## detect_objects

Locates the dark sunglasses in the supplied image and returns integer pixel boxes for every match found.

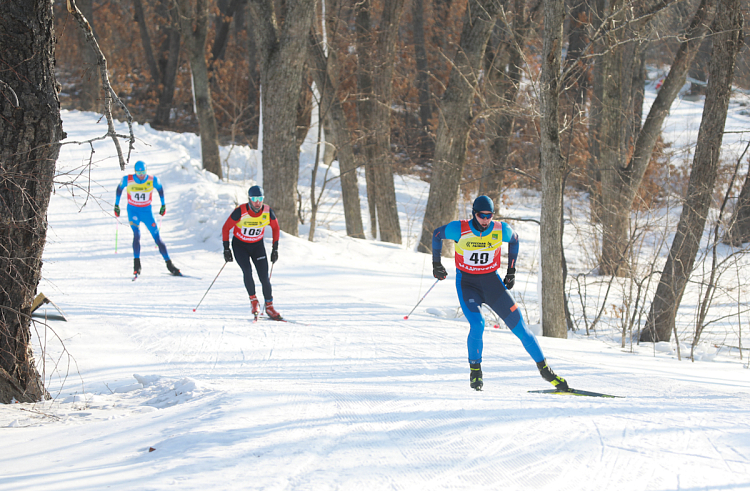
[476,212,493,219]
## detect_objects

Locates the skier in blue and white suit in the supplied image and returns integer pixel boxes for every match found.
[114,160,180,276]
[431,195,568,391]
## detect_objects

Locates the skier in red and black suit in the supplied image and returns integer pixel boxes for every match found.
[222,185,282,320]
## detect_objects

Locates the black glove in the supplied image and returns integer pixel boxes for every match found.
[159,205,166,216]
[271,241,278,263]
[503,267,516,290]
[433,261,447,280]
[114,205,120,217]
[223,241,233,262]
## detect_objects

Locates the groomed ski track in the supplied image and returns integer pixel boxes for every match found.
[1,111,749,490]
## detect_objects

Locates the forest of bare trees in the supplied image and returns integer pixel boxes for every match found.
[2,0,750,401]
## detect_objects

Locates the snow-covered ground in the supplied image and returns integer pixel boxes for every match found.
[1,87,750,490]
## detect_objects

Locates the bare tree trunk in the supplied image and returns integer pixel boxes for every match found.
[245,11,260,148]
[296,69,313,151]
[539,0,567,338]
[598,0,716,275]
[412,0,433,159]
[418,0,501,255]
[724,168,750,245]
[643,0,743,343]
[211,0,247,64]
[308,27,365,239]
[483,0,530,205]
[0,0,62,403]
[177,0,223,179]
[153,0,182,129]
[74,0,100,111]
[250,0,316,235]
[133,0,161,84]
[354,0,404,244]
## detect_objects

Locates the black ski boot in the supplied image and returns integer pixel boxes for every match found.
[537,360,569,391]
[470,363,483,391]
[134,258,142,275]
[166,259,181,276]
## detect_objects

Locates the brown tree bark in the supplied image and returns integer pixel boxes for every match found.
[417,0,501,255]
[250,0,316,235]
[177,0,223,179]
[642,0,743,342]
[355,0,405,244]
[724,168,750,245]
[153,0,182,129]
[74,0,100,111]
[539,0,567,338]
[0,0,62,403]
[482,0,532,205]
[245,9,261,148]
[133,0,161,85]
[308,25,365,239]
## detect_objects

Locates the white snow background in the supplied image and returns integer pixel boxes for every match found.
[1,82,750,490]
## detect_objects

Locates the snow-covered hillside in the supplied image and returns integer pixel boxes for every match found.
[1,91,749,490]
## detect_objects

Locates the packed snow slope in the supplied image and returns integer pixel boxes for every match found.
[1,101,750,490]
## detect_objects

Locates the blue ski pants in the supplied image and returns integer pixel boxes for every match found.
[127,205,169,260]
[456,271,544,364]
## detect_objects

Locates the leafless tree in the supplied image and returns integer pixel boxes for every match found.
[417,0,502,255]
[354,0,404,244]
[249,0,316,235]
[176,0,223,179]
[643,0,744,342]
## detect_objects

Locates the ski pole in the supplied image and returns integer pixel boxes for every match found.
[193,263,227,312]
[115,220,119,254]
[404,279,440,320]
[262,263,275,315]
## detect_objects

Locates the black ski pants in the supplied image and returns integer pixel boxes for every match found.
[232,237,272,301]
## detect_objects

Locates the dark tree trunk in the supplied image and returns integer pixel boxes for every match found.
[412,0,432,158]
[586,0,606,225]
[153,0,182,129]
[724,168,750,245]
[74,0,100,111]
[133,0,161,84]
[296,69,313,151]
[177,0,223,179]
[539,0,567,338]
[0,0,62,403]
[418,0,501,254]
[245,11,260,148]
[354,0,405,244]
[643,0,743,343]
[483,0,530,205]
[308,27,365,239]
[211,0,247,64]
[563,0,589,109]
[250,0,316,235]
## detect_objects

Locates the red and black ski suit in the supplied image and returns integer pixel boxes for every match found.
[222,203,280,301]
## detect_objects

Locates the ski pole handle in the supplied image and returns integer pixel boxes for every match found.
[193,263,227,312]
[404,279,440,319]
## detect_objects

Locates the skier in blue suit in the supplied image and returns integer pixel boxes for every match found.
[431,195,568,391]
[114,160,180,276]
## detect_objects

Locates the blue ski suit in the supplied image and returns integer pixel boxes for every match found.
[115,174,170,260]
[432,219,544,364]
